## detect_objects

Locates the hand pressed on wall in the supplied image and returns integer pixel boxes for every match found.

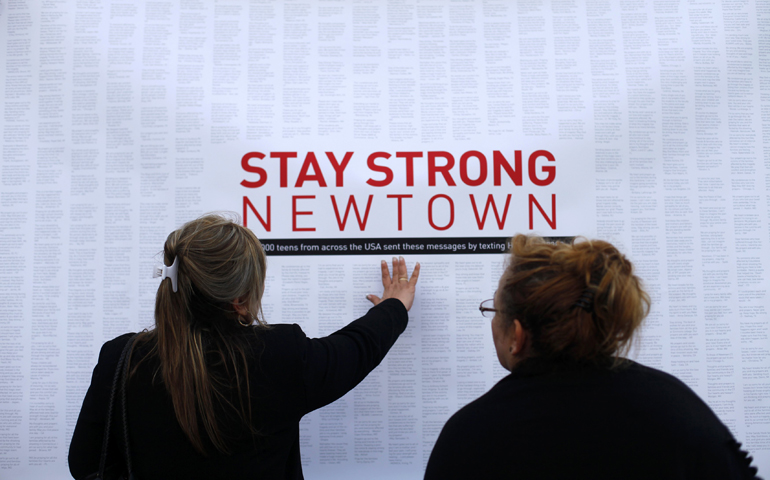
[367,256,420,311]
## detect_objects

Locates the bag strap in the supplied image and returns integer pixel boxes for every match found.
[96,333,139,480]
[120,334,139,479]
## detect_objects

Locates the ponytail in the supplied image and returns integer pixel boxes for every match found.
[141,213,267,454]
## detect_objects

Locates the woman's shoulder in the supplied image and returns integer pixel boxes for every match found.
[242,323,309,360]
[611,360,715,409]
[615,359,688,383]
[618,361,760,478]
[438,375,513,436]
[104,331,135,347]
[446,359,725,435]
[248,323,305,343]
[82,332,139,391]
[98,332,137,362]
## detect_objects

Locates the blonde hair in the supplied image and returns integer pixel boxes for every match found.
[137,213,267,454]
[498,234,650,364]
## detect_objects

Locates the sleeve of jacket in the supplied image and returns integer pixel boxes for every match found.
[68,333,133,479]
[296,298,408,413]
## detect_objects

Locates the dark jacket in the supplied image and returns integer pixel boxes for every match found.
[425,358,760,480]
[69,298,408,479]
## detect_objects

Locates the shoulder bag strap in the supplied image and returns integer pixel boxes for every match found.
[96,333,137,480]
[120,333,139,480]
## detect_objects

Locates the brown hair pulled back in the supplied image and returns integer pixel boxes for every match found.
[138,213,267,454]
[498,234,650,364]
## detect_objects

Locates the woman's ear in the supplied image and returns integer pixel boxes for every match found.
[511,319,528,356]
[232,297,249,317]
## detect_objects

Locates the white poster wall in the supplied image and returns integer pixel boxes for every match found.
[1,0,768,478]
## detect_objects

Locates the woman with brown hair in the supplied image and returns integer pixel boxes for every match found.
[68,213,419,479]
[425,234,759,479]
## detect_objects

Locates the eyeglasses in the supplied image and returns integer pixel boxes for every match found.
[479,299,497,318]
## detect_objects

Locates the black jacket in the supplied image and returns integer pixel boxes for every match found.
[425,358,760,480]
[69,298,408,479]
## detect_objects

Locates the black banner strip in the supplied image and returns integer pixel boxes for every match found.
[259,237,509,256]
[259,236,573,256]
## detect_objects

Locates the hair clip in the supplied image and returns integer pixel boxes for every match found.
[574,287,594,312]
[153,257,178,292]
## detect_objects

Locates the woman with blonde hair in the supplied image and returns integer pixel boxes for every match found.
[69,213,419,479]
[425,234,759,479]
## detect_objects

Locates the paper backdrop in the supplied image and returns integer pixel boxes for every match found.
[1,0,768,478]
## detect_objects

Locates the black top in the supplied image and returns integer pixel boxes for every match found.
[69,298,408,480]
[425,358,760,480]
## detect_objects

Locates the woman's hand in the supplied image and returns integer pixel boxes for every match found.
[367,256,420,311]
